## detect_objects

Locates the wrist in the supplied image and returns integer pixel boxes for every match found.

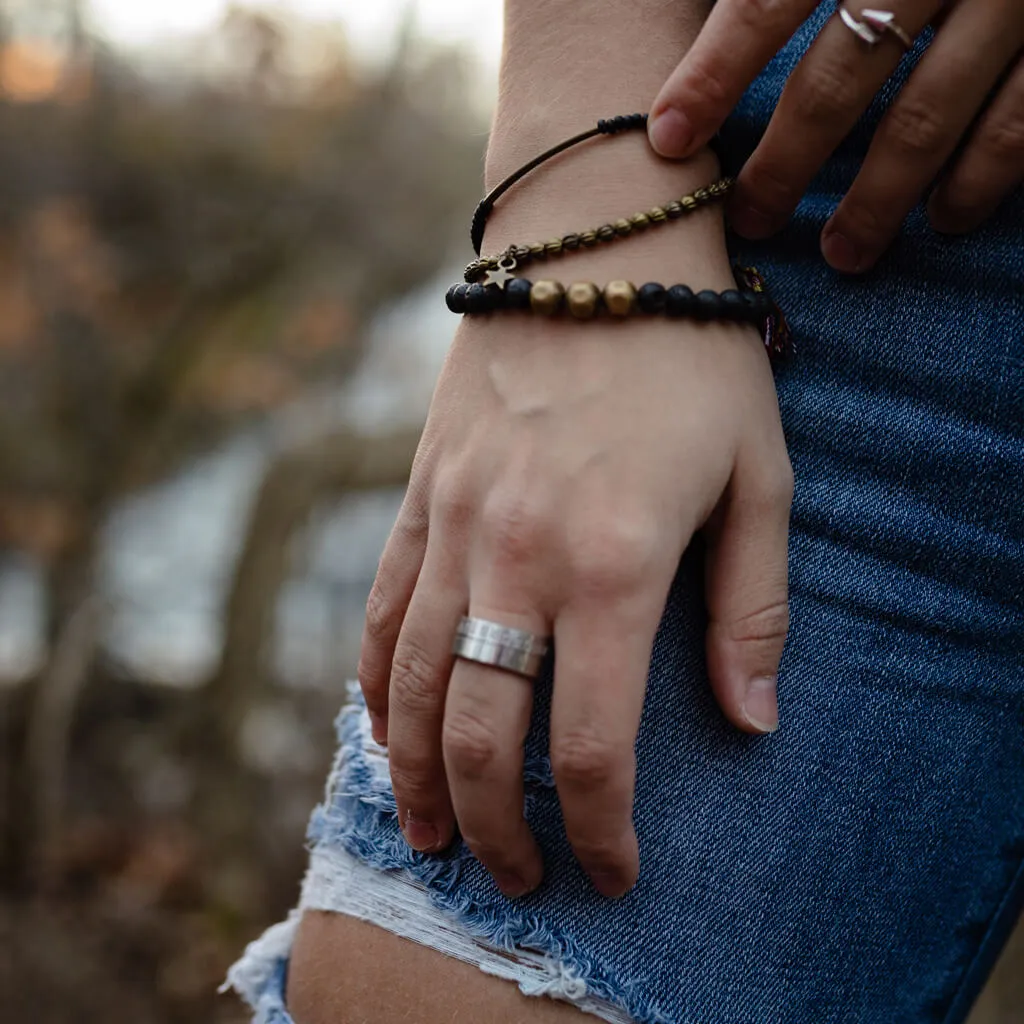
[481,0,728,289]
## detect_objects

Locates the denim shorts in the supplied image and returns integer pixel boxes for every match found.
[225,6,1024,1022]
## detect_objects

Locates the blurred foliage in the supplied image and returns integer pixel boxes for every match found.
[0,4,484,1021]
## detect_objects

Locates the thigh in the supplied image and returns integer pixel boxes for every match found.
[287,911,588,1024]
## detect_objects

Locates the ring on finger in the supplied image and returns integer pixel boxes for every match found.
[838,4,917,51]
[452,615,552,679]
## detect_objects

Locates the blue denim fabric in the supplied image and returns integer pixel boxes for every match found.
[233,4,1024,1022]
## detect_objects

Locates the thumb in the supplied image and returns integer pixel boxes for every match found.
[648,0,817,159]
[702,449,793,734]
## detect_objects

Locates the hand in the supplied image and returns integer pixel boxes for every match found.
[357,298,792,901]
[648,0,1024,272]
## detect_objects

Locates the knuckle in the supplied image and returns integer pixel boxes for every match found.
[732,0,791,31]
[480,495,552,566]
[568,515,657,598]
[390,638,443,714]
[742,161,801,214]
[443,710,502,781]
[386,754,439,805]
[793,62,861,126]
[728,598,791,645]
[882,95,950,159]
[431,470,474,531]
[363,576,401,648]
[552,729,621,792]
[979,114,1024,161]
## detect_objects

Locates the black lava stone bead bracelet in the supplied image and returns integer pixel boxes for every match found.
[444,270,793,360]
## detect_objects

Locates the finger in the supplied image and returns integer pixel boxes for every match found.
[649,0,820,158]
[823,0,1024,271]
[731,0,941,240]
[387,536,467,855]
[443,604,547,900]
[549,518,674,899]
[358,492,429,745]
[929,52,1024,234]
[703,436,793,735]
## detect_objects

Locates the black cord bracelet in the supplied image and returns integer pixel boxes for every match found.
[444,266,793,362]
[470,113,651,255]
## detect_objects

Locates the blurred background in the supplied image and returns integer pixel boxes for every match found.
[0,2,1017,1021]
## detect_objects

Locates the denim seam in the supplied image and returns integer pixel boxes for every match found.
[937,841,1024,1024]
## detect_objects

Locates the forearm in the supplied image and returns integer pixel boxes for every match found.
[483,0,730,287]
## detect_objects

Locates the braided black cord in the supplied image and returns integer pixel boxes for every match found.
[470,114,649,255]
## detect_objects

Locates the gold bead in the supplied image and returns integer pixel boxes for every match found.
[648,206,668,223]
[580,229,598,247]
[530,280,565,315]
[529,242,547,257]
[693,187,710,202]
[664,201,684,219]
[596,224,616,241]
[544,238,564,255]
[613,218,633,237]
[603,280,637,317]
[566,281,601,319]
[629,212,650,230]
[680,195,698,212]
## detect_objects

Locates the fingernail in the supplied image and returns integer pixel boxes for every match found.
[821,230,864,274]
[494,871,532,900]
[402,815,440,852]
[590,869,631,900]
[368,712,388,746]
[648,107,693,157]
[742,676,779,734]
[730,201,780,239]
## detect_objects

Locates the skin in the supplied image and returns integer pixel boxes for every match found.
[289,1,791,1019]
[648,0,1024,273]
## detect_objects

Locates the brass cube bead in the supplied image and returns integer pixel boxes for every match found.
[530,280,565,315]
[648,206,668,223]
[544,238,564,255]
[529,242,547,257]
[566,281,601,319]
[603,280,637,317]
[580,229,598,247]
[629,212,651,230]
[680,195,699,211]
[614,218,633,237]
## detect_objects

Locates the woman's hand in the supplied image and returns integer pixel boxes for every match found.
[648,0,1024,272]
[357,301,792,901]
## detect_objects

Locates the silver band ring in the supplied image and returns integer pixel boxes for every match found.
[839,5,915,52]
[452,615,551,679]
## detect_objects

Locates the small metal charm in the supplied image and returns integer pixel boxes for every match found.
[483,254,518,289]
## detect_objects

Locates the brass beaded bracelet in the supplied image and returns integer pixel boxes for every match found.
[464,177,735,285]
[445,266,793,362]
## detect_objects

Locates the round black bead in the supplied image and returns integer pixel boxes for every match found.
[693,289,723,320]
[446,283,468,314]
[464,283,491,314]
[718,289,747,321]
[738,291,763,322]
[665,284,695,318]
[637,282,667,314]
[504,277,533,310]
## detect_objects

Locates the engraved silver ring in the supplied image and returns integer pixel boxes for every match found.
[452,615,552,679]
[838,4,916,52]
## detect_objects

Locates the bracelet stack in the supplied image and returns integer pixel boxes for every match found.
[447,113,793,362]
